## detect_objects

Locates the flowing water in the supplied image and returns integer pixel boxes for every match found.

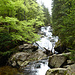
[23,26,58,75]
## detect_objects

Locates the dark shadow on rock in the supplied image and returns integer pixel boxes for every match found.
[54,45,69,54]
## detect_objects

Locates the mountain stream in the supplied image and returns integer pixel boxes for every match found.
[23,26,58,75]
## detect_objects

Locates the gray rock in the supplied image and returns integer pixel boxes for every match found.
[46,68,67,75]
[12,61,16,67]
[35,63,41,68]
[48,52,71,68]
[67,64,75,75]
[50,39,55,42]
[17,61,29,67]
[38,31,46,36]
[67,60,74,64]
[8,49,47,67]
[27,49,47,61]
[43,47,53,56]
[9,52,30,67]
[19,44,38,52]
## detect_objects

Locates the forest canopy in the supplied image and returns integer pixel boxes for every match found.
[52,0,75,49]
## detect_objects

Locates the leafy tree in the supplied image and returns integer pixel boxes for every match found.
[0,0,45,56]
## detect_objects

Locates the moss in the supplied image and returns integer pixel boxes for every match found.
[47,68,68,75]
[69,50,75,62]
[0,66,23,75]
[28,57,38,61]
[64,71,68,75]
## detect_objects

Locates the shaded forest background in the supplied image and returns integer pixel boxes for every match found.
[52,0,75,61]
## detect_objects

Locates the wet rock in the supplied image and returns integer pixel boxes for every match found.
[48,29,52,32]
[27,49,47,61]
[18,44,38,52]
[46,68,67,75]
[54,45,67,54]
[17,61,29,67]
[48,52,71,68]
[12,61,16,67]
[35,63,41,68]
[38,31,46,36]
[50,39,55,42]
[8,52,30,67]
[8,49,47,67]
[43,47,53,56]
[54,41,68,53]
[46,64,75,75]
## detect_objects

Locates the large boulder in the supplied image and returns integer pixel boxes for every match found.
[46,64,75,75]
[48,52,71,68]
[27,49,47,61]
[46,68,67,75]
[8,49,47,67]
[8,52,30,67]
[54,45,67,54]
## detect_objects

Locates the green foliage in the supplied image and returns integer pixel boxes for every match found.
[0,0,45,56]
[0,51,12,56]
[52,0,75,49]
[69,50,75,62]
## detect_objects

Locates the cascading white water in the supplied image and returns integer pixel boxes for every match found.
[36,37,52,51]
[36,26,58,53]
[36,59,50,75]
[23,26,58,75]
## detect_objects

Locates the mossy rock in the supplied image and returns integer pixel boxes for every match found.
[46,68,68,75]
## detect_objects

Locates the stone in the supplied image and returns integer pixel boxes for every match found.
[48,52,71,68]
[17,61,29,67]
[27,49,47,61]
[50,39,55,42]
[67,64,75,75]
[38,31,46,36]
[35,63,41,68]
[8,49,47,67]
[43,47,53,56]
[46,68,67,75]
[54,41,68,53]
[67,60,74,64]
[8,52,30,67]
[12,61,16,67]
[54,45,67,54]
[18,44,38,52]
